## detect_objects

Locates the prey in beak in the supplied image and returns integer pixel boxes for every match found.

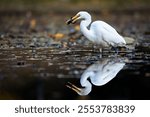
[66,14,80,25]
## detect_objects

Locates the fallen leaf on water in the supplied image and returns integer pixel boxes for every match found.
[48,33,65,39]
[30,19,36,29]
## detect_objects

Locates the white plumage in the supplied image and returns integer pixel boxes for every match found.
[67,11,126,48]
[66,58,125,96]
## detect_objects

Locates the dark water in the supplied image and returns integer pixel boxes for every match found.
[0,46,149,100]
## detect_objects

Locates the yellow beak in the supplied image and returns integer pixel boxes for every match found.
[66,82,81,93]
[66,14,80,25]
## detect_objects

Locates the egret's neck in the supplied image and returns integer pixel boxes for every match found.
[79,80,92,96]
[80,71,94,87]
[81,18,91,28]
[80,18,95,42]
[78,71,94,95]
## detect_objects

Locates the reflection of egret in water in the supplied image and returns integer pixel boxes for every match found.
[67,57,126,96]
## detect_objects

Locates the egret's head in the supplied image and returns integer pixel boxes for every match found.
[66,11,91,25]
[66,82,92,96]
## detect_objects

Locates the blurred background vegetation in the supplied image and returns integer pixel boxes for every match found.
[0,0,149,12]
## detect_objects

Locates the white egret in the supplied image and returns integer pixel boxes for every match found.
[66,11,126,50]
[66,58,126,96]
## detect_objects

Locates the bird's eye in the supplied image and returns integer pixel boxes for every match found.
[107,69,110,72]
[93,70,98,74]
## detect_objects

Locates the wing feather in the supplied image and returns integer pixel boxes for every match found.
[91,21,126,46]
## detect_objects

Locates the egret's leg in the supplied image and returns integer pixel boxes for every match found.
[99,48,102,53]
[99,48,103,58]
[93,45,96,52]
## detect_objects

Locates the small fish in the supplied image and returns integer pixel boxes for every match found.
[66,17,73,25]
